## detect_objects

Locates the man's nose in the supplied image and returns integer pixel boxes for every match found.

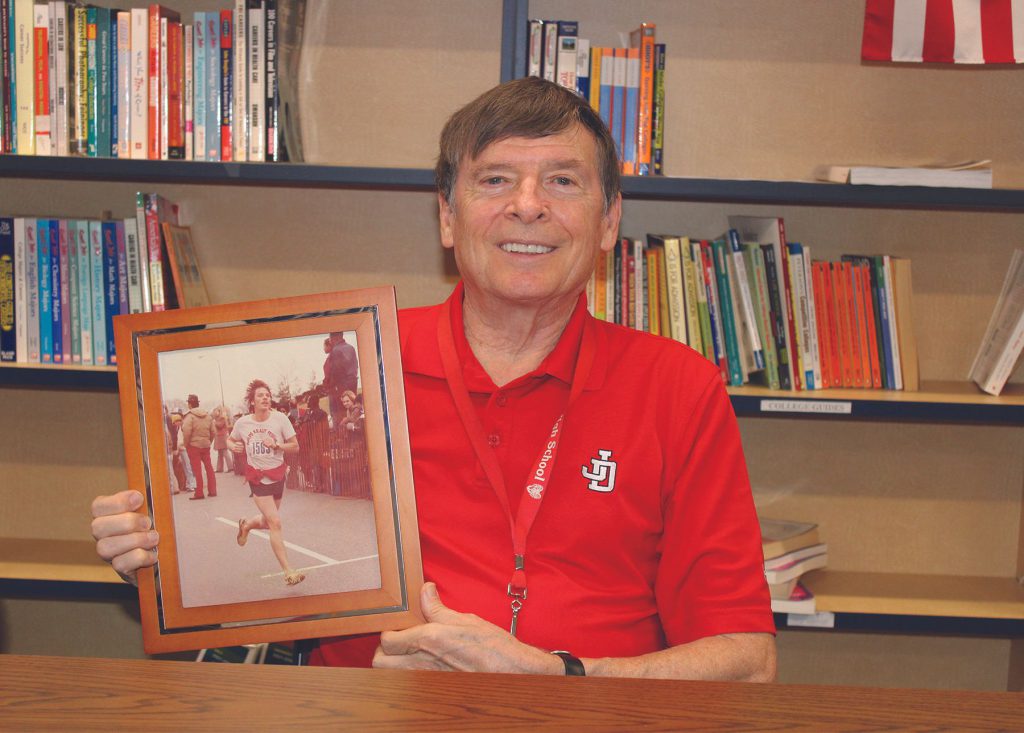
[505,179,547,222]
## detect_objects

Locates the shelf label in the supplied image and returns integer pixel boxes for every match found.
[760,399,852,415]
[786,611,836,628]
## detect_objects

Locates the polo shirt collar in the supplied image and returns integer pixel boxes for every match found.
[402,282,607,392]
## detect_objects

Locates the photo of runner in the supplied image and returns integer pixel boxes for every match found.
[231,378,305,586]
[156,332,383,609]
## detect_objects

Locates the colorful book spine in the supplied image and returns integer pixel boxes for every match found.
[263,0,277,160]
[12,217,28,362]
[610,47,624,161]
[747,245,780,391]
[32,2,49,155]
[85,6,96,155]
[116,10,130,158]
[76,220,93,365]
[760,244,792,390]
[219,9,232,160]
[712,238,743,385]
[107,8,118,157]
[630,23,655,176]
[621,47,639,176]
[134,192,152,312]
[97,7,112,157]
[115,219,128,320]
[728,229,765,370]
[192,13,206,160]
[123,216,143,313]
[698,239,728,383]
[232,0,246,160]
[183,23,192,159]
[0,216,14,361]
[88,219,105,365]
[166,19,183,158]
[67,220,80,362]
[24,218,40,362]
[58,218,70,362]
[48,218,61,363]
[527,18,542,77]
[101,220,118,365]
[36,218,50,362]
[541,18,557,82]
[651,43,665,175]
[205,12,219,160]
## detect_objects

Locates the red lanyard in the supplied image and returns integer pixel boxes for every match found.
[438,295,595,636]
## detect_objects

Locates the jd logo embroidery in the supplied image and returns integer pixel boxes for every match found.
[581,450,617,493]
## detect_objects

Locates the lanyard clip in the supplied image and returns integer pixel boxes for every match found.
[507,582,527,637]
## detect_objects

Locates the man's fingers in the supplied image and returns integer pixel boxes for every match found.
[90,490,144,520]
[109,545,158,580]
[90,507,151,542]
[95,529,159,564]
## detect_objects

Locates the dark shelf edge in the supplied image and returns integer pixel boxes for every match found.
[0,366,119,390]
[774,612,1024,638]
[729,393,1024,425]
[4,156,1024,211]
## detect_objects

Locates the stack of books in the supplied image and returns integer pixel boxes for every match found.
[760,518,827,615]
[969,249,1024,396]
[526,19,665,176]
[0,192,209,366]
[0,1,291,162]
[586,214,920,392]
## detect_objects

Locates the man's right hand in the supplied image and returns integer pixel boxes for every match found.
[90,490,160,586]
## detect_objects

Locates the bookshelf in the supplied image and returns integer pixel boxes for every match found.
[1,0,1022,690]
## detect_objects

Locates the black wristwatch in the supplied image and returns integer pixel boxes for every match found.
[551,650,586,676]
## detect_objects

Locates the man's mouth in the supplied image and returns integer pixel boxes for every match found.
[499,242,554,255]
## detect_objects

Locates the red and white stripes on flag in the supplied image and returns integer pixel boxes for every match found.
[863,0,1024,63]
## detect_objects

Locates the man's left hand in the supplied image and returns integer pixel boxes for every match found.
[373,582,563,675]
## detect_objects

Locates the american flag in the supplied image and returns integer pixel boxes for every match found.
[862,0,1024,63]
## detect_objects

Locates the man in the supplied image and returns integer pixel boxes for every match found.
[92,77,775,680]
[181,394,216,500]
[322,332,358,426]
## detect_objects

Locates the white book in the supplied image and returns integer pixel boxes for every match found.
[116,10,130,158]
[555,25,577,90]
[688,240,708,355]
[763,549,827,586]
[129,8,148,159]
[729,232,764,371]
[883,255,903,390]
[802,244,822,389]
[764,543,828,571]
[51,1,69,156]
[13,218,28,362]
[246,0,265,161]
[725,252,753,380]
[123,217,143,314]
[233,0,247,161]
[788,245,814,389]
[193,14,206,161]
[159,16,168,160]
[15,0,36,153]
[23,219,40,362]
[183,23,193,161]
[527,19,542,77]
[74,221,92,364]
[541,20,557,82]
[971,250,1024,396]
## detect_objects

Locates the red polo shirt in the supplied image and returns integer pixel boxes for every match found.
[313,284,773,666]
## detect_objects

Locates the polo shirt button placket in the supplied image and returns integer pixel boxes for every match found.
[496,393,508,407]
[487,433,501,447]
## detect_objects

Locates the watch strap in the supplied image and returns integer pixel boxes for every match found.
[551,650,586,676]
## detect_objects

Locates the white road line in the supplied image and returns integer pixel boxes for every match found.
[260,555,380,579]
[215,516,342,565]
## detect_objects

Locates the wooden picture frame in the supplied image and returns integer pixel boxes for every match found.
[113,286,423,654]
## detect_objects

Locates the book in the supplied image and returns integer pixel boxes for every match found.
[166,19,183,159]
[57,218,70,362]
[728,229,764,371]
[574,37,589,100]
[554,20,576,91]
[526,19,543,78]
[51,1,69,157]
[746,244,780,390]
[629,22,654,175]
[115,10,130,158]
[650,234,684,343]
[205,12,220,160]
[771,581,815,615]
[32,2,49,156]
[711,238,742,385]
[621,47,638,175]
[814,160,992,189]
[15,0,35,154]
[183,22,192,160]
[129,7,147,159]
[246,0,264,161]
[12,217,27,362]
[37,218,51,362]
[192,12,206,160]
[162,223,210,308]
[764,547,827,586]
[219,9,232,161]
[147,4,180,160]
[0,216,13,361]
[764,542,828,572]
[66,220,79,362]
[890,257,920,392]
[232,0,247,160]
[759,517,820,560]
[94,6,111,158]
[970,249,1024,396]
[541,18,557,82]
[75,219,93,365]
[88,219,105,365]
[651,42,665,176]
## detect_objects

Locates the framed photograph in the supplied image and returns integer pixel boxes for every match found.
[113,286,423,654]
[162,223,211,309]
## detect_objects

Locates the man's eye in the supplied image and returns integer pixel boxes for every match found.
[552,176,575,186]
[484,176,506,185]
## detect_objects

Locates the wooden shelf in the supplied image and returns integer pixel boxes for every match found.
[0,538,121,584]
[3,154,1024,212]
[805,570,1024,620]
[0,363,118,390]
[728,380,1024,424]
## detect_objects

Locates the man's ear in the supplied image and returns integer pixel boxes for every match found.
[600,193,623,252]
[438,192,455,250]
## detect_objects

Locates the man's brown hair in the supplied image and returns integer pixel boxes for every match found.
[435,76,621,210]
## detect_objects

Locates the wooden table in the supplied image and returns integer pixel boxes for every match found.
[1,654,1021,731]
